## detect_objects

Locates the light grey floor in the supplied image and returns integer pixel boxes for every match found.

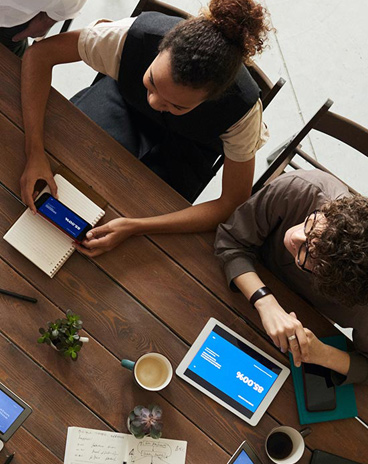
[49,0,368,204]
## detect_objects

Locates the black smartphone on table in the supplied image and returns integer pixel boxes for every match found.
[302,363,336,412]
[35,193,92,243]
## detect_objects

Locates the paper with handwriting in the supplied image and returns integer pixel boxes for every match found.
[64,427,187,464]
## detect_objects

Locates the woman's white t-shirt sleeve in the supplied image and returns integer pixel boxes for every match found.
[78,17,136,80]
[220,99,269,162]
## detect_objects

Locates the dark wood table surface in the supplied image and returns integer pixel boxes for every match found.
[0,44,367,464]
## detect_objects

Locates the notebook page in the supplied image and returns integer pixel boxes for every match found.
[4,209,74,276]
[63,427,187,464]
[64,427,129,464]
[3,175,105,277]
[126,435,187,464]
[53,175,104,226]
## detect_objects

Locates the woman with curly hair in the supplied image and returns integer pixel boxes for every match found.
[215,169,368,385]
[20,0,271,255]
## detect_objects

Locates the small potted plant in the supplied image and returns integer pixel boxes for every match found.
[37,309,89,361]
[127,404,163,439]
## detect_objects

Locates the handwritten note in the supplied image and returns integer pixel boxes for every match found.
[63,427,187,464]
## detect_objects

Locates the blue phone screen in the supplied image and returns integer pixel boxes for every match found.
[185,325,282,418]
[38,196,89,239]
[0,390,24,433]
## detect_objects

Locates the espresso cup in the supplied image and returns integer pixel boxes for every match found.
[265,426,311,464]
[121,353,173,392]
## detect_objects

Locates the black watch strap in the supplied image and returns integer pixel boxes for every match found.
[249,286,272,307]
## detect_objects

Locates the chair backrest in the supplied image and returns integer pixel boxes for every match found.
[252,99,368,194]
[132,0,190,19]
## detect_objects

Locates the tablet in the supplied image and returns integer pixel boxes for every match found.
[227,441,263,464]
[176,318,290,426]
[0,382,32,442]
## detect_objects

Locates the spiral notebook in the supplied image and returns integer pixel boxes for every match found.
[3,174,105,278]
[64,427,187,464]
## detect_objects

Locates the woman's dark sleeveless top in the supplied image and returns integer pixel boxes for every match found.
[73,12,260,202]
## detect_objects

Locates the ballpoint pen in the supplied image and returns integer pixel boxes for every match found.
[0,288,37,304]
[4,452,15,464]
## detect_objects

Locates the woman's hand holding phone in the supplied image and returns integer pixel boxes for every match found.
[20,154,58,213]
[74,218,138,257]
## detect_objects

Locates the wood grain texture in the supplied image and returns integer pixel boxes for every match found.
[0,43,366,462]
[0,258,229,464]
[0,189,280,463]
[1,427,62,464]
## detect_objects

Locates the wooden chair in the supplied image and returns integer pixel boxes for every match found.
[252,99,368,194]
[132,0,190,18]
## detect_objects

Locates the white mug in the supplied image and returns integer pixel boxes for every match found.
[265,426,311,464]
[121,353,173,391]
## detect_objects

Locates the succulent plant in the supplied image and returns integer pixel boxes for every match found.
[128,404,163,439]
[37,309,88,361]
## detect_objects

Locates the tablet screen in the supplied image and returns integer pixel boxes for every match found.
[0,390,25,433]
[233,450,256,464]
[184,324,282,419]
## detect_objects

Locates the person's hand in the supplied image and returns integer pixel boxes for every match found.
[12,12,57,42]
[74,218,137,257]
[20,155,57,213]
[255,296,308,367]
[299,328,327,365]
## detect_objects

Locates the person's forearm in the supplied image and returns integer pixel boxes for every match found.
[234,271,266,300]
[21,43,53,160]
[128,196,243,236]
[318,344,350,376]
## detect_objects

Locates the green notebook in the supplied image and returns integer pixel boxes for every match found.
[289,335,357,424]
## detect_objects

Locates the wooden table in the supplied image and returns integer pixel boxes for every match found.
[0,44,367,464]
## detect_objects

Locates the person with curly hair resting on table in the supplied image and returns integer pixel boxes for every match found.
[215,169,368,385]
[20,0,271,257]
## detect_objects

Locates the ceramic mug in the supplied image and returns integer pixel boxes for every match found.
[265,426,311,464]
[121,353,173,392]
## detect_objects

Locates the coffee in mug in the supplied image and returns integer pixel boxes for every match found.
[265,426,311,464]
[266,432,293,460]
[121,353,173,391]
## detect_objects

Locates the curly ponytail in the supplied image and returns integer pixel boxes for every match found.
[206,0,269,62]
[159,0,271,99]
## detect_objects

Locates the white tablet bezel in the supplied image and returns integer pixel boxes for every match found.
[176,318,290,426]
[227,440,263,464]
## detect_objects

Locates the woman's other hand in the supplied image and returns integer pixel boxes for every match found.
[20,155,57,213]
[74,218,137,257]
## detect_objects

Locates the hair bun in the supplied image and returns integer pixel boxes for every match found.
[207,0,270,60]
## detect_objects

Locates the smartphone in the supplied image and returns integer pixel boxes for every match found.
[35,193,92,243]
[302,363,336,412]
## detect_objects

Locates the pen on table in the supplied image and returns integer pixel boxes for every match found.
[0,288,37,304]
[4,452,15,464]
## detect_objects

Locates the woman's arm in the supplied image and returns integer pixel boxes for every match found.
[76,156,255,255]
[20,31,82,212]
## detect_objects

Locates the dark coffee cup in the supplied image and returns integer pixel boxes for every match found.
[265,426,311,464]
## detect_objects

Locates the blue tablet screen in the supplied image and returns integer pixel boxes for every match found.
[234,450,254,464]
[184,325,282,418]
[0,390,24,433]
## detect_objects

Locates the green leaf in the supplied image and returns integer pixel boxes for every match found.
[150,428,162,440]
[133,405,145,416]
